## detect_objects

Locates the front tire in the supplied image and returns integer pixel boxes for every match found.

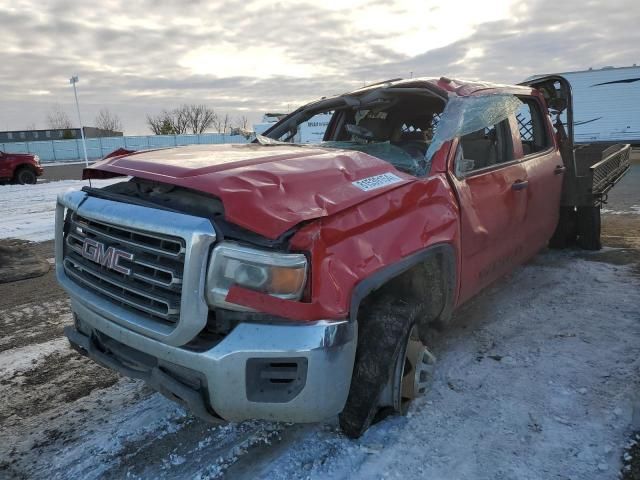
[339,295,432,438]
[15,168,37,185]
[377,325,436,416]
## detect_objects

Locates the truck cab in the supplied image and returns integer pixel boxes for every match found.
[261,77,565,301]
[57,76,628,438]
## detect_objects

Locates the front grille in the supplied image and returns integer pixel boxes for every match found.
[63,212,186,325]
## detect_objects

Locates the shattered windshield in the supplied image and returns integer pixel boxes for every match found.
[320,141,419,172]
[425,94,523,165]
[262,89,523,177]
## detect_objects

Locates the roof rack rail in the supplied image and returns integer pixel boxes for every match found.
[361,78,403,89]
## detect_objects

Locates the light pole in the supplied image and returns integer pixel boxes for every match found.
[70,75,89,168]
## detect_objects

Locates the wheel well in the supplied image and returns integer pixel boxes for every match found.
[14,164,36,175]
[350,244,456,341]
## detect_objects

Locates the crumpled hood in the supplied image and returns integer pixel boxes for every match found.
[86,143,415,239]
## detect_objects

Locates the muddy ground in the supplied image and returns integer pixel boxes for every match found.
[1,163,639,479]
[0,239,50,285]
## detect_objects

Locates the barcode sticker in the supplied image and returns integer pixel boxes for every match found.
[352,173,403,192]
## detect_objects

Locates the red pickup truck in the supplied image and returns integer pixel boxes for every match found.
[57,76,630,437]
[0,151,43,184]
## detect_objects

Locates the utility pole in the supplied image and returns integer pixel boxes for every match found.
[70,76,89,168]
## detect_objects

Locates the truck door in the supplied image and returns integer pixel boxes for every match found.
[448,119,530,304]
[519,76,577,207]
[513,95,564,253]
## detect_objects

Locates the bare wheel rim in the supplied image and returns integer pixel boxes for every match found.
[379,326,436,413]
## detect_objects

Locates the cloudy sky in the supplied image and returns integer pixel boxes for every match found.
[1,0,637,134]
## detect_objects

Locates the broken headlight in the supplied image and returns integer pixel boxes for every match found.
[205,242,307,311]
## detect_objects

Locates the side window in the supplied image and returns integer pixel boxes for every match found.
[516,97,550,155]
[456,119,513,176]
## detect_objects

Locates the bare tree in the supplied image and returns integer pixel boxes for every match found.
[147,105,219,135]
[213,113,232,134]
[212,116,221,133]
[25,122,37,131]
[95,108,123,132]
[234,115,249,132]
[147,108,189,135]
[230,115,252,138]
[46,104,73,129]
[173,106,190,135]
[184,104,216,134]
[147,112,176,135]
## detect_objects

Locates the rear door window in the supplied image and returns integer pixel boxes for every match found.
[516,97,551,155]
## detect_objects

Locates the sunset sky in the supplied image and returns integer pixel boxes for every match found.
[1,0,637,134]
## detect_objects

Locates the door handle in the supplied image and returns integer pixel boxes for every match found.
[554,165,566,175]
[512,180,529,191]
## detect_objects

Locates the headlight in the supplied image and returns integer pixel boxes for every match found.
[205,242,308,310]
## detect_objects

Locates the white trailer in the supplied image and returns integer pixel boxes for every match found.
[293,113,332,143]
[254,112,332,144]
[532,66,640,144]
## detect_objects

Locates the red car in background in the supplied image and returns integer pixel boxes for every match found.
[0,151,44,184]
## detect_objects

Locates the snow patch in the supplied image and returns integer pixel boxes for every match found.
[601,205,640,215]
[0,178,126,242]
[0,337,69,378]
[0,239,638,479]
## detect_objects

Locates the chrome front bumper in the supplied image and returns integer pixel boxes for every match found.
[65,295,357,423]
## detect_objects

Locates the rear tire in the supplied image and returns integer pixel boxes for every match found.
[15,167,37,185]
[339,294,423,438]
[577,206,602,250]
[549,206,577,249]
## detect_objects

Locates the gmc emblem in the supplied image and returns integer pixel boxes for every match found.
[81,238,134,275]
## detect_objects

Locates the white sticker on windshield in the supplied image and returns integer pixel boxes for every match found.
[352,173,403,192]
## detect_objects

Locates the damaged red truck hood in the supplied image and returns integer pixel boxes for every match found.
[86,144,416,239]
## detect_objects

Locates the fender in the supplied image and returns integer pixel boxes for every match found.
[349,242,457,325]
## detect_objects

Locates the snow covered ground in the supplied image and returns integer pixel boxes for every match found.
[1,251,639,479]
[0,179,124,242]
[1,163,639,479]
